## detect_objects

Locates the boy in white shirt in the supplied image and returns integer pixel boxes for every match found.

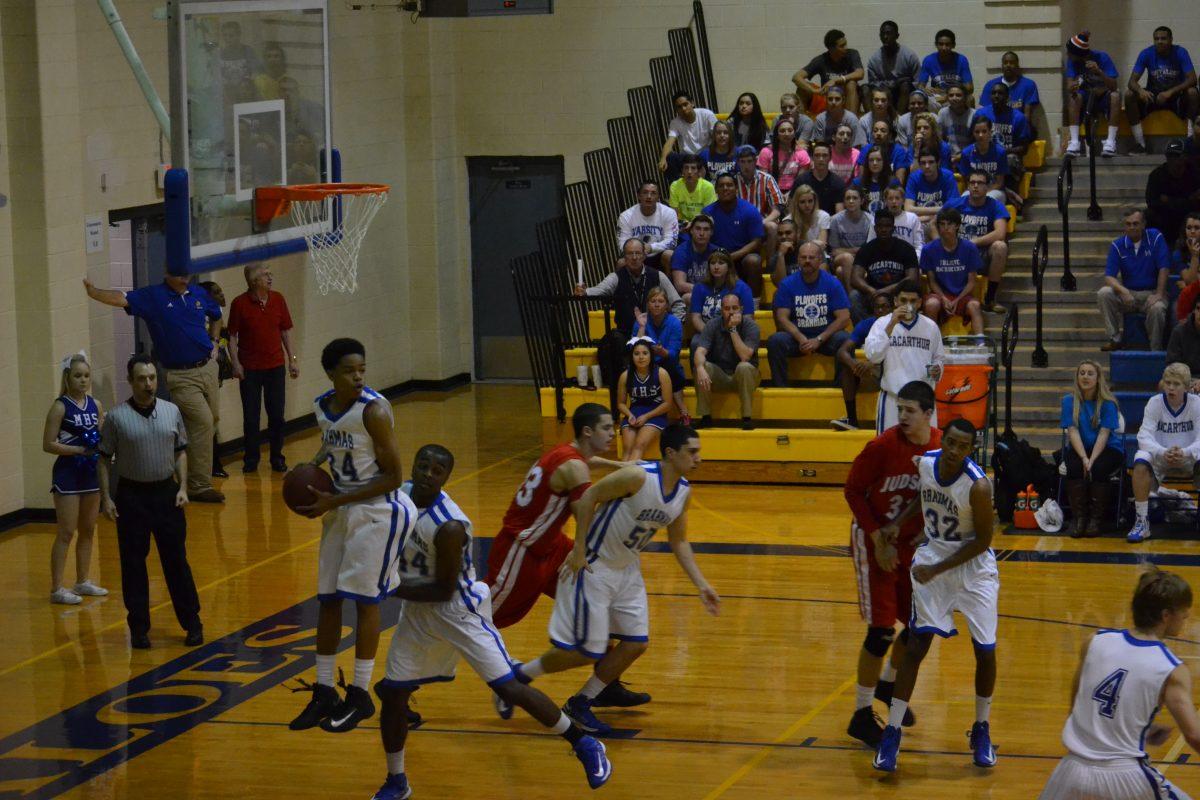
[884,185,924,258]
[864,279,945,433]
[616,182,679,270]
[1128,362,1200,542]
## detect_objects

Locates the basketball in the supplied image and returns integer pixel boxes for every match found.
[282,463,335,514]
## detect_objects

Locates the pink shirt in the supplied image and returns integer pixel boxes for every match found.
[829,147,860,184]
[757,145,813,193]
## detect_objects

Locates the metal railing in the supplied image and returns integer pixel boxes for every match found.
[1056,156,1078,291]
[692,1,716,111]
[1083,92,1103,221]
[1031,224,1049,368]
[1000,303,1020,439]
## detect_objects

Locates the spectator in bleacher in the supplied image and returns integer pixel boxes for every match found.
[252,41,287,100]
[945,169,1010,313]
[726,93,770,148]
[829,123,862,184]
[776,93,815,148]
[784,185,832,248]
[885,184,925,257]
[767,241,853,390]
[981,51,1043,135]
[700,120,738,179]
[857,119,912,186]
[858,88,899,149]
[832,292,892,430]
[793,29,865,117]
[910,112,954,171]
[852,147,896,215]
[918,29,974,106]
[1127,362,1200,543]
[669,154,717,234]
[895,89,934,149]
[1061,359,1124,538]
[864,278,945,433]
[1097,207,1170,352]
[796,141,847,216]
[1187,115,1200,168]
[830,185,876,287]
[734,145,783,292]
[920,206,985,334]
[1168,294,1200,384]
[704,173,765,298]
[1125,26,1199,154]
[636,287,687,423]
[1064,31,1121,158]
[1145,139,1200,244]
[617,338,673,463]
[1172,213,1200,324]
[575,238,685,340]
[693,293,761,431]
[670,213,717,305]
[757,117,812,195]
[848,209,920,322]
[866,21,920,114]
[976,81,1033,207]
[616,181,679,270]
[658,90,718,183]
[958,117,1008,204]
[937,85,975,160]
[772,220,801,285]
[814,86,866,148]
[906,148,959,233]
[690,250,756,341]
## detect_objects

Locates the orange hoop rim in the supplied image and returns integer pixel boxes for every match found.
[256,182,390,202]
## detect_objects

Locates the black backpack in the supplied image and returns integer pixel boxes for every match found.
[992,434,1059,522]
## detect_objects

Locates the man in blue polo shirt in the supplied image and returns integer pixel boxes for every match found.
[906,148,959,232]
[767,242,852,390]
[982,52,1042,134]
[84,273,225,502]
[920,207,985,334]
[945,170,1010,314]
[1098,207,1171,351]
[703,173,765,297]
[1064,31,1121,157]
[670,213,718,305]
[1124,26,1198,154]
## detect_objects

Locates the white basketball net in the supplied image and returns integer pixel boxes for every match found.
[288,190,388,294]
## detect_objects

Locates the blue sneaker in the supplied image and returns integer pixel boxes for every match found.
[969,721,996,767]
[492,690,513,720]
[370,773,412,800]
[573,735,612,789]
[873,724,902,772]
[562,695,613,736]
[1127,517,1151,543]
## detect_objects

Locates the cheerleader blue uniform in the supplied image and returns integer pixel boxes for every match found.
[623,368,668,431]
[51,395,100,494]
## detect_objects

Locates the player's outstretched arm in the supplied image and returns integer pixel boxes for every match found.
[1162,664,1200,753]
[560,466,648,582]
[393,521,468,604]
[915,478,993,583]
[300,402,402,517]
[667,504,720,615]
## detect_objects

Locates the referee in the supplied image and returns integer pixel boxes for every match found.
[98,354,204,650]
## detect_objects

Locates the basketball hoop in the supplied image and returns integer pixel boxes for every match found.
[254,183,389,294]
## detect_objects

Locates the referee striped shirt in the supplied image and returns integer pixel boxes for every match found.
[98,399,189,482]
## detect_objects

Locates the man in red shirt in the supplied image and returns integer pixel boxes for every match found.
[227,264,298,473]
[843,379,941,747]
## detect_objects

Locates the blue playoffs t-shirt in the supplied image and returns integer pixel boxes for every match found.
[906,168,958,207]
[919,52,973,90]
[959,141,1009,182]
[856,142,913,173]
[690,280,756,323]
[974,105,1032,151]
[773,269,849,337]
[703,199,765,251]
[699,147,737,178]
[945,195,1010,240]
[671,240,718,284]
[981,76,1042,114]
[1133,44,1195,93]
[921,238,983,296]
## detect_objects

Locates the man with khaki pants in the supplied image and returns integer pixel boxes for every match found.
[692,293,762,430]
[1098,207,1171,352]
[84,273,225,502]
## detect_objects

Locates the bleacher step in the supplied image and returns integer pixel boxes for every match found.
[539,386,878,422]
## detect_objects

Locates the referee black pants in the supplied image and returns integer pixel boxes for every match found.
[115,479,202,636]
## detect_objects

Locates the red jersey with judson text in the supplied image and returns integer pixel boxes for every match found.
[496,443,591,556]
[844,425,943,543]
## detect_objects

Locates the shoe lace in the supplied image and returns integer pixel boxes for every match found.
[286,667,347,697]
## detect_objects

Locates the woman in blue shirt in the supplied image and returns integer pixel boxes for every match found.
[637,286,688,425]
[1061,359,1124,537]
[690,250,756,341]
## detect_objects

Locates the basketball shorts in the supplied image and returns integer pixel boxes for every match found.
[850,522,914,627]
[910,550,999,648]
[548,559,649,659]
[317,490,416,604]
[486,532,574,629]
[1039,754,1192,800]
[1134,450,1200,486]
[380,581,516,689]
[1134,92,1191,120]
[874,390,938,435]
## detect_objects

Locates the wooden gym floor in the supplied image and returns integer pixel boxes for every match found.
[3,384,1200,799]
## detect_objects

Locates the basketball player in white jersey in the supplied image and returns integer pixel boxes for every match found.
[1041,568,1200,799]
[874,418,999,772]
[863,278,944,434]
[1128,362,1200,543]
[289,338,417,735]
[509,424,720,735]
[368,445,611,799]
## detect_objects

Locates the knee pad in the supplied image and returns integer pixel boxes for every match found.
[863,626,896,658]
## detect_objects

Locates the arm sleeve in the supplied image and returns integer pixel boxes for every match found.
[662,317,683,359]
[916,55,931,84]
[737,281,756,314]
[867,51,884,84]
[828,216,845,249]
[1133,49,1149,76]
[587,273,619,297]
[173,406,189,451]
[689,285,706,314]
[863,317,889,363]
[1137,399,1166,456]
[279,296,294,330]
[1180,48,1195,75]
[615,209,633,252]
[1100,400,1120,433]
[843,440,885,533]
[827,278,850,312]
[124,286,151,318]
[648,207,679,254]
[745,207,765,239]
[960,55,974,85]
[202,289,222,321]
[901,242,919,272]
[929,319,945,368]
[1154,233,1172,272]
[227,298,243,336]
[694,317,717,353]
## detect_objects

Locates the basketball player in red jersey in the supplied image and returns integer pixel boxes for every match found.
[843,380,942,748]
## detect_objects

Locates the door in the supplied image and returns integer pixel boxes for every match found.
[468,156,564,379]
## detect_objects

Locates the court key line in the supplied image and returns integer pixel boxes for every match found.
[0,445,540,681]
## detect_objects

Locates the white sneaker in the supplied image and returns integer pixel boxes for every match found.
[1101,141,1117,157]
[1065,140,1082,156]
[1127,517,1151,543]
[74,580,108,597]
[51,587,82,605]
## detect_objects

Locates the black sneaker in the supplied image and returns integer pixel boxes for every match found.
[847,706,885,747]
[320,684,376,733]
[874,680,916,727]
[288,682,340,730]
[592,680,651,708]
[1129,141,1147,155]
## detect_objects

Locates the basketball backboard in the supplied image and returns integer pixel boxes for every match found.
[167,0,333,273]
